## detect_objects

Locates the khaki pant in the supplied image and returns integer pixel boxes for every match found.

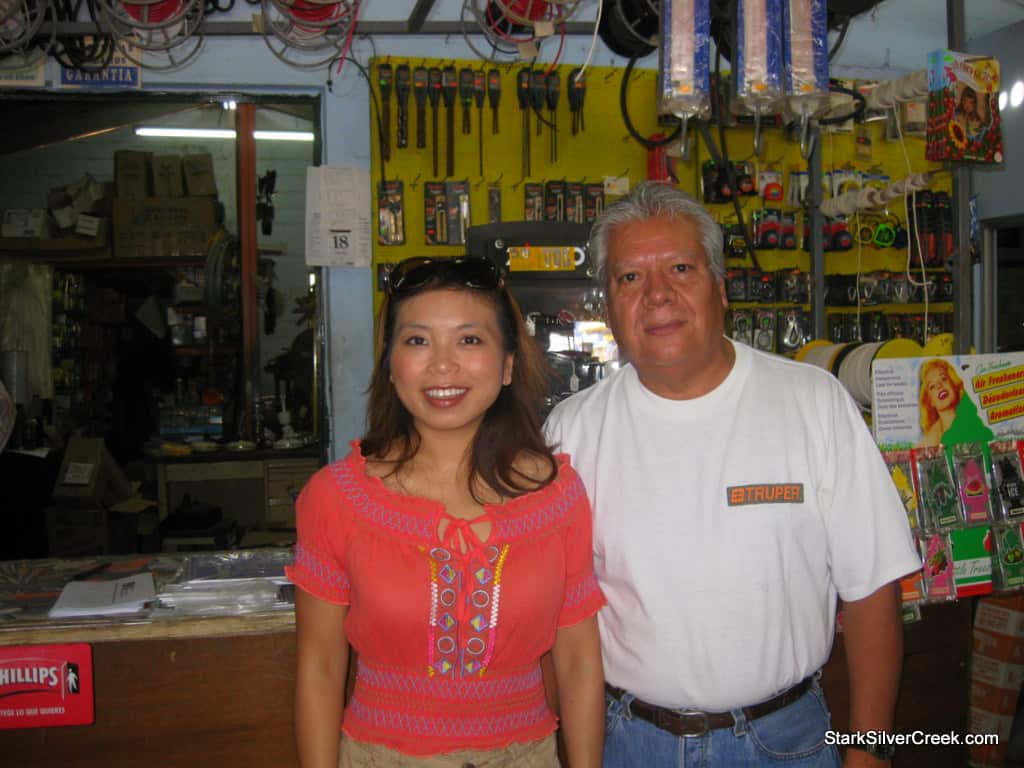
[338,733,558,768]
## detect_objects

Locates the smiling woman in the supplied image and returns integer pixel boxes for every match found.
[286,255,606,768]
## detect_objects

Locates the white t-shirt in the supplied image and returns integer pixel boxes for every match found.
[543,339,921,712]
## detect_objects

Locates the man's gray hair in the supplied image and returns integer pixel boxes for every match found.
[589,181,725,286]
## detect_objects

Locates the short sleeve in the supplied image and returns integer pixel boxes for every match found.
[557,466,606,627]
[284,464,352,605]
[821,383,922,602]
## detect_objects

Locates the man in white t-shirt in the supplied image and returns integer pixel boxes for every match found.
[544,182,920,768]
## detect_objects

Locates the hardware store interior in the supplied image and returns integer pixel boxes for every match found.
[2,0,1024,766]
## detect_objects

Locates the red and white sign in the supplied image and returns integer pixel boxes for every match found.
[0,643,93,728]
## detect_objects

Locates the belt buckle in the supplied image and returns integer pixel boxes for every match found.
[673,709,710,737]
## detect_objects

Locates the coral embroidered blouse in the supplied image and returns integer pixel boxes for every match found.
[285,441,605,756]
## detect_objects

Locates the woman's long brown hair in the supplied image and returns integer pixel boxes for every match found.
[361,278,557,501]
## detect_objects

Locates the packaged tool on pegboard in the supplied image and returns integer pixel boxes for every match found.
[565,181,585,224]
[776,309,810,355]
[758,169,784,202]
[545,180,567,222]
[935,191,954,265]
[726,268,748,302]
[701,160,734,204]
[424,181,447,245]
[779,212,797,249]
[776,268,809,304]
[728,308,754,347]
[753,209,782,250]
[524,182,544,222]
[937,271,954,301]
[734,161,757,196]
[827,313,846,343]
[724,223,749,260]
[584,183,605,223]
[747,269,776,303]
[753,309,776,353]
[377,180,406,246]
[911,190,939,266]
[488,183,502,223]
[446,180,471,245]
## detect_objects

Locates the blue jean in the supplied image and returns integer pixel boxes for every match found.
[604,681,841,768]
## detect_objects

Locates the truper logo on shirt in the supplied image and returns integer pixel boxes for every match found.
[727,483,804,506]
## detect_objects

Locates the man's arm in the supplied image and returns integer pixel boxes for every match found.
[294,588,349,768]
[551,615,604,768]
[840,580,903,767]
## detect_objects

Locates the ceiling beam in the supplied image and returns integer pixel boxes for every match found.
[37,20,597,37]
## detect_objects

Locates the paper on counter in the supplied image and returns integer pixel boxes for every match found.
[48,573,156,618]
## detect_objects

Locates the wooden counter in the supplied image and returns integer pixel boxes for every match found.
[0,554,300,768]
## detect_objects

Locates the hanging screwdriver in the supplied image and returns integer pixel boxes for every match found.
[517,69,532,178]
[473,71,486,177]
[427,67,442,176]
[413,66,428,149]
[459,68,474,135]
[568,67,586,135]
[395,64,410,149]
[442,66,458,178]
[530,69,546,138]
[545,71,560,164]
[487,69,501,134]
[378,63,393,162]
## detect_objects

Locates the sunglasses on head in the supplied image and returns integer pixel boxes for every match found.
[385,257,502,297]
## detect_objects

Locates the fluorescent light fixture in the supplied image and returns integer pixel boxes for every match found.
[1012,81,1024,109]
[253,130,314,142]
[134,127,314,142]
[999,91,1008,112]
[135,127,235,139]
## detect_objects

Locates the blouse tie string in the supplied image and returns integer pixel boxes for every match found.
[439,514,492,623]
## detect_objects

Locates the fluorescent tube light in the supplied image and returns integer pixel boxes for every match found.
[135,127,236,139]
[253,130,314,142]
[134,127,315,142]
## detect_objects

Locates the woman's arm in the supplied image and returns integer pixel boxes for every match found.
[294,588,349,768]
[551,615,604,768]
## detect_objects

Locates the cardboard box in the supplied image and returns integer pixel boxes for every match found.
[974,627,1024,664]
[74,214,104,238]
[182,153,217,197]
[113,197,219,259]
[975,595,1024,637]
[2,208,52,238]
[152,155,184,198]
[971,654,1024,690]
[926,49,1003,163]
[114,150,151,198]
[970,679,1020,715]
[52,436,133,509]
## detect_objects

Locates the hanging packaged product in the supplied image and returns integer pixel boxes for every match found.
[899,540,925,606]
[734,0,784,139]
[584,183,605,224]
[488,184,502,224]
[920,532,955,603]
[884,449,920,530]
[729,308,754,347]
[726,268,749,302]
[952,443,996,525]
[659,0,711,154]
[565,182,585,225]
[776,309,810,355]
[445,180,471,246]
[926,49,1003,164]
[544,180,567,223]
[753,308,776,353]
[377,180,406,246]
[949,526,994,598]
[424,181,447,246]
[781,0,829,139]
[991,440,1024,521]
[992,523,1024,591]
[913,445,961,531]
[524,183,544,222]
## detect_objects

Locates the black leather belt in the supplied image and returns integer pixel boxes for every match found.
[605,677,814,738]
